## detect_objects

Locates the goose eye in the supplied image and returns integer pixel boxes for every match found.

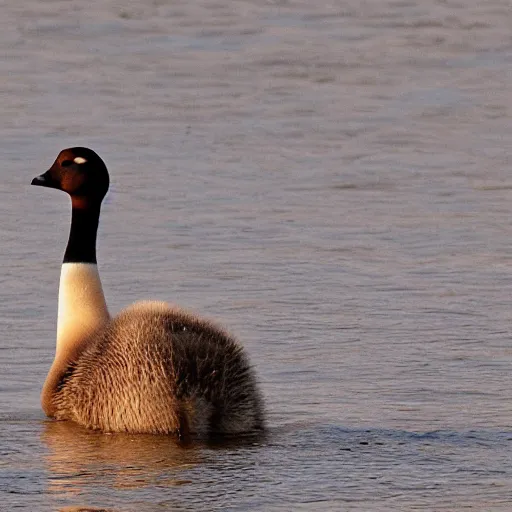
[61,160,73,167]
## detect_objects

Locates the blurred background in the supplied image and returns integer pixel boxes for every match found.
[1,1,512,510]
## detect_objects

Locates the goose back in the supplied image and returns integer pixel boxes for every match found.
[53,302,265,436]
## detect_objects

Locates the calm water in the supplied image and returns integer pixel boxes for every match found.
[2,0,512,510]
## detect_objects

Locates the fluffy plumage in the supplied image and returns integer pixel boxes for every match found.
[54,302,264,436]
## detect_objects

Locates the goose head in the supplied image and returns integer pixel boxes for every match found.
[32,147,109,207]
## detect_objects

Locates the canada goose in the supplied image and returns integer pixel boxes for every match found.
[31,147,264,437]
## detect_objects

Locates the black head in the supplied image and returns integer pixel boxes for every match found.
[32,147,110,207]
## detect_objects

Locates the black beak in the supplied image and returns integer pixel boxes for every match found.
[31,170,57,188]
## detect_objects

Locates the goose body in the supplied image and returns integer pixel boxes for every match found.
[32,147,264,437]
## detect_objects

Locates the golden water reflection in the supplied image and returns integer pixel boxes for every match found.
[42,419,201,500]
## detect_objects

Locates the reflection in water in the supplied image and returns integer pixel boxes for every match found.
[42,420,199,498]
[40,419,267,511]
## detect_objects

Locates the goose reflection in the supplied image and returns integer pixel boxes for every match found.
[41,419,200,498]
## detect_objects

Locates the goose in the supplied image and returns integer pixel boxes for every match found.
[31,147,264,437]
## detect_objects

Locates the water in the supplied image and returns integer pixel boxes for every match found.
[1,0,512,509]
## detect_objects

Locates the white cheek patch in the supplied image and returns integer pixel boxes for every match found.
[74,157,87,164]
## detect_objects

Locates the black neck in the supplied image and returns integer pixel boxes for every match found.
[63,203,101,264]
